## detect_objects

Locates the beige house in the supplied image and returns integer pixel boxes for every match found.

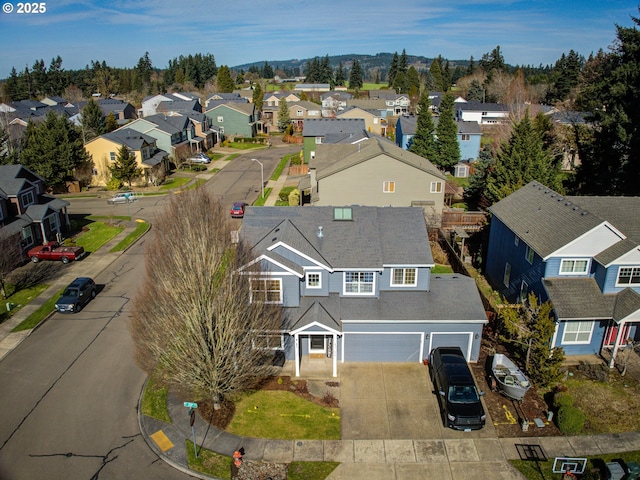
[84,128,169,186]
[300,135,446,224]
[337,106,386,136]
[287,101,322,131]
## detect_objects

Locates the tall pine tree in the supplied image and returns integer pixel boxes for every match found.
[109,144,142,187]
[409,91,438,161]
[434,91,460,170]
[348,59,363,91]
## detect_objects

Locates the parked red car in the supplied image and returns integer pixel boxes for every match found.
[230,202,247,218]
[28,242,86,264]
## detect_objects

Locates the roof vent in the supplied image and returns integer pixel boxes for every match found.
[551,194,556,198]
[317,226,323,238]
[581,211,588,216]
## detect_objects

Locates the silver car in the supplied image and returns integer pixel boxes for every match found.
[188,152,211,164]
[107,192,137,204]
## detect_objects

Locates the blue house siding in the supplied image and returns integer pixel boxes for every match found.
[458,134,481,161]
[602,264,640,295]
[554,320,609,355]
[300,270,329,297]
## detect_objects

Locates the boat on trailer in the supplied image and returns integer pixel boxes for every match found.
[492,353,531,401]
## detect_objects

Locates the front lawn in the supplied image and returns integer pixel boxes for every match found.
[75,222,124,252]
[226,390,341,440]
[159,177,190,190]
[141,377,171,423]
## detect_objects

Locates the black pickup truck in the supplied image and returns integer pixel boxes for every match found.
[429,346,486,431]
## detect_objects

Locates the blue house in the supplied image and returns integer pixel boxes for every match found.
[485,182,640,365]
[395,115,482,162]
[239,206,487,377]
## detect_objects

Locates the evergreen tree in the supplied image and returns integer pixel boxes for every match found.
[388,52,399,87]
[104,112,119,133]
[409,90,438,161]
[321,55,333,86]
[216,65,235,93]
[277,97,290,132]
[48,55,66,96]
[434,91,460,170]
[31,59,47,97]
[407,66,421,98]
[467,56,475,76]
[81,98,104,141]
[442,60,452,90]
[485,111,562,204]
[348,59,363,91]
[429,57,444,92]
[109,144,142,187]
[262,61,274,79]
[134,51,153,93]
[399,49,408,75]
[463,146,493,210]
[467,79,485,102]
[335,62,346,86]
[392,71,408,94]
[4,67,21,101]
[252,82,264,111]
[20,111,92,186]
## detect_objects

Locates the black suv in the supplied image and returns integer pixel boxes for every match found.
[429,346,486,430]
[55,277,97,313]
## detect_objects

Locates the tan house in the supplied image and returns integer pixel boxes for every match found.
[300,135,447,224]
[287,101,322,131]
[337,106,386,136]
[84,128,169,186]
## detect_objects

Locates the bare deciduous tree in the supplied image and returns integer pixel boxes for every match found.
[129,189,283,406]
[0,234,22,299]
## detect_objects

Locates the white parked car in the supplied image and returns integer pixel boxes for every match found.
[107,192,137,204]
[188,152,210,164]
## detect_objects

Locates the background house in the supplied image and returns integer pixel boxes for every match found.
[204,102,257,139]
[0,165,71,258]
[485,181,640,365]
[239,206,487,377]
[301,118,366,163]
[456,102,510,125]
[337,106,386,136]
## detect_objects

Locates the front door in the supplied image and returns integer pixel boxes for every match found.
[604,323,631,347]
[309,335,326,358]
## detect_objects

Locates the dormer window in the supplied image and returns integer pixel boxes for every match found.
[334,207,352,221]
[250,278,282,304]
[21,190,35,207]
[560,259,589,275]
[616,267,640,286]
[344,271,375,295]
[306,272,321,289]
[391,268,417,287]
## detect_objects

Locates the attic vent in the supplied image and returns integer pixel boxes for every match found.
[317,226,324,238]
[275,227,280,232]
[581,211,588,216]
[557,197,564,201]
[565,202,571,206]
[551,194,556,198]
[573,206,579,211]
[333,207,352,221]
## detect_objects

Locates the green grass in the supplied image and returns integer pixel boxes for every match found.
[226,390,341,440]
[270,155,292,181]
[288,462,340,480]
[75,222,124,253]
[87,215,130,221]
[225,154,239,161]
[141,377,172,423]
[432,265,454,274]
[253,188,273,206]
[186,440,232,479]
[12,287,64,332]
[159,177,190,190]
[228,142,265,150]
[210,153,224,161]
[511,450,640,479]
[110,220,150,252]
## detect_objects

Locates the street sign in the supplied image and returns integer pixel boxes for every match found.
[183,402,198,408]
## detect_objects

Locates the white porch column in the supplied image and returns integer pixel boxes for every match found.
[294,334,300,377]
[609,321,626,369]
[332,333,337,378]
[40,222,48,243]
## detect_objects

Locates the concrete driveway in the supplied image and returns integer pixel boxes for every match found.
[339,363,497,440]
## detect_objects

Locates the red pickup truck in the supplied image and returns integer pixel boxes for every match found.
[27,242,86,264]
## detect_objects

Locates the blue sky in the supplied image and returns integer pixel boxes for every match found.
[0,0,637,79]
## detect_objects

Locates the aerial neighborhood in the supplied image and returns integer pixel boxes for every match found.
[2,15,640,478]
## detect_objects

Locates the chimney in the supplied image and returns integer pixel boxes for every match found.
[317,226,323,238]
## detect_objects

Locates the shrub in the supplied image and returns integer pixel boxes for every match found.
[106,178,123,191]
[553,391,574,409]
[288,188,301,206]
[557,405,585,434]
[278,186,295,202]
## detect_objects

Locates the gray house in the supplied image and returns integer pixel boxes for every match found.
[239,206,487,377]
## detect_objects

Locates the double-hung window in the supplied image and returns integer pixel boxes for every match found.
[383,181,395,193]
[252,333,284,350]
[306,272,321,289]
[391,268,417,287]
[21,190,35,207]
[430,181,443,193]
[562,321,593,344]
[560,259,589,275]
[250,278,282,304]
[344,271,375,295]
[525,245,534,264]
[617,267,640,286]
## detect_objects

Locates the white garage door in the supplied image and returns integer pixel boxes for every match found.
[344,333,422,362]
[429,332,472,361]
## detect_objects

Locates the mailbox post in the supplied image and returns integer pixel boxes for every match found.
[184,402,198,458]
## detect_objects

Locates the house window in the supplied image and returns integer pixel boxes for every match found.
[296,109,303,116]
[560,259,589,275]
[383,181,395,193]
[21,227,34,247]
[525,245,534,264]
[503,263,511,287]
[333,207,352,220]
[306,272,321,289]
[217,116,224,123]
[562,321,593,344]
[460,134,470,141]
[617,267,640,286]
[430,181,443,193]
[252,333,284,350]
[514,236,519,246]
[520,280,528,302]
[344,271,375,295]
[250,278,282,304]
[21,190,35,207]
[391,268,417,287]
[109,151,116,161]
[315,136,322,144]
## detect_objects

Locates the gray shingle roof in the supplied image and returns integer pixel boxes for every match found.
[103,128,156,150]
[302,118,365,137]
[241,206,433,268]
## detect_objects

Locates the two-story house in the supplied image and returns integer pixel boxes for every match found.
[239,206,487,377]
[123,113,197,161]
[302,118,367,163]
[456,102,510,125]
[485,181,640,366]
[337,106,386,136]
[368,91,411,116]
[0,165,71,258]
[321,92,353,117]
[204,102,257,139]
[287,101,322,132]
[301,136,446,223]
[84,128,170,186]
[139,92,200,118]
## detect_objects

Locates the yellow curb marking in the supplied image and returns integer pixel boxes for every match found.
[150,430,174,452]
